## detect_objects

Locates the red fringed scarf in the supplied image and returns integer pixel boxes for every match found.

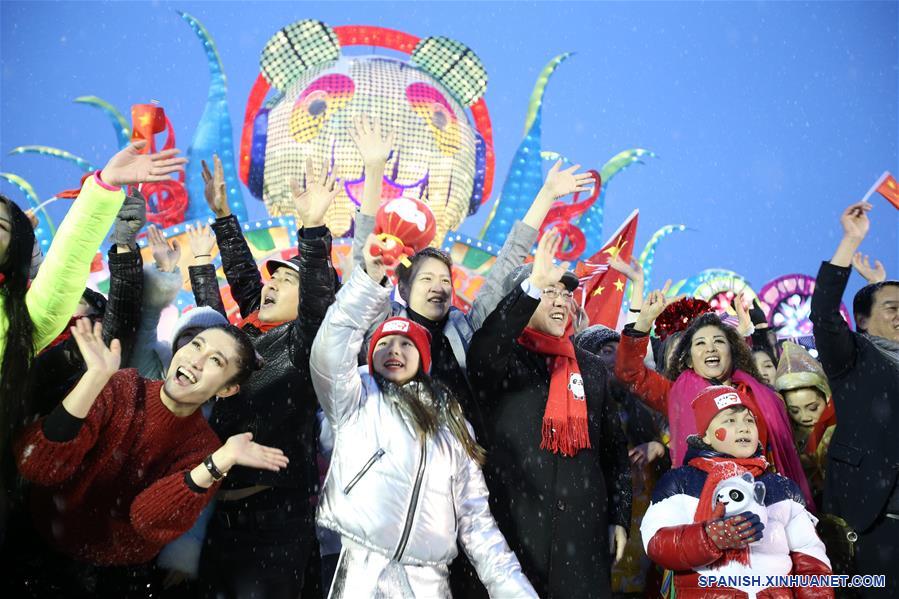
[689,455,769,568]
[240,310,289,333]
[517,326,590,457]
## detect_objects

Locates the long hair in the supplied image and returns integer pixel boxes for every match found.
[374,370,486,465]
[665,312,762,382]
[0,195,37,453]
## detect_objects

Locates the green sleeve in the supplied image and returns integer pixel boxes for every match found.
[25,175,125,352]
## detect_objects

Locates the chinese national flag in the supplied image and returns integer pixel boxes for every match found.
[575,209,639,327]
[131,103,167,154]
[875,172,899,209]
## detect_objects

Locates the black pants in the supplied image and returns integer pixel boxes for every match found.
[199,488,317,599]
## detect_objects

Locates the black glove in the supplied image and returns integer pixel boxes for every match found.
[748,299,767,327]
[113,189,147,248]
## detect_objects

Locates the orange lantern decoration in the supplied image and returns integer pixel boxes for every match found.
[369,196,437,268]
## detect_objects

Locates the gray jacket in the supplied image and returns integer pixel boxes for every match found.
[310,267,537,598]
[352,211,539,371]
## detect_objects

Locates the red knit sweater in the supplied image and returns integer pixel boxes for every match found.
[14,369,221,565]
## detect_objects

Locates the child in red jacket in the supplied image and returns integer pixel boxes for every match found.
[641,386,833,598]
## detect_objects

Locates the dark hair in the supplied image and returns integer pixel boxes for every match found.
[665,313,762,382]
[0,195,37,453]
[751,345,777,367]
[374,369,486,465]
[853,281,899,331]
[656,331,683,377]
[204,324,264,387]
[395,247,453,303]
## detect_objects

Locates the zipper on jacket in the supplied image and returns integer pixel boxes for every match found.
[343,448,385,495]
[450,475,457,531]
[393,439,427,560]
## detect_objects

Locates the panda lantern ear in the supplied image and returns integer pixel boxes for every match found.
[260,20,341,93]
[411,36,488,106]
[741,472,754,482]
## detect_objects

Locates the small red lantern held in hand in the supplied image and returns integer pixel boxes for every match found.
[369,196,437,268]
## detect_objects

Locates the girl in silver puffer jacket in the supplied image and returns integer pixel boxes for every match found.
[310,235,538,599]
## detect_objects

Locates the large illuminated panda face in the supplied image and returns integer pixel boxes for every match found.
[252,21,488,247]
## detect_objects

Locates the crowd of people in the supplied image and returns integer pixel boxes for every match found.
[0,118,896,599]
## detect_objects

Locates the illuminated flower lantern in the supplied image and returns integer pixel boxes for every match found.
[370,196,437,267]
[240,20,495,247]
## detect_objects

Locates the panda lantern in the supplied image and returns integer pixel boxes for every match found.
[368,196,437,268]
[713,472,769,531]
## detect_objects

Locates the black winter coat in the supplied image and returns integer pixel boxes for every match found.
[188,216,335,498]
[467,285,632,599]
[30,245,143,417]
[810,261,899,533]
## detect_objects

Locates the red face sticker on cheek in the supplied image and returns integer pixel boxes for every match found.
[714,428,728,441]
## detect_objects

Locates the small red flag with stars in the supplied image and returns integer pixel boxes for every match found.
[862,171,899,210]
[575,209,639,327]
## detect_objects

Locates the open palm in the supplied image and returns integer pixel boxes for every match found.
[542,160,595,199]
[225,433,289,472]
[290,157,340,227]
[101,140,187,187]
[349,114,396,165]
[71,318,121,377]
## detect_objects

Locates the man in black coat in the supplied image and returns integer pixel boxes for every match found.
[468,230,631,599]
[187,157,338,599]
[810,200,899,597]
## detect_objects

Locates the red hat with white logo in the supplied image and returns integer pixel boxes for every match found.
[691,385,764,440]
[368,317,433,375]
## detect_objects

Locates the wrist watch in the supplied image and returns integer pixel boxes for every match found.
[203,454,227,481]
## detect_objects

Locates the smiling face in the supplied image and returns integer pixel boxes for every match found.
[258,266,300,323]
[752,350,777,385]
[702,406,759,458]
[783,387,827,430]
[859,286,899,342]
[406,257,453,322]
[371,334,421,385]
[163,328,243,407]
[687,325,734,382]
[527,283,572,337]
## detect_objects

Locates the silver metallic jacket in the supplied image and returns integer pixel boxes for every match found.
[310,267,537,598]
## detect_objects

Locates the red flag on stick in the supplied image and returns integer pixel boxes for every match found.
[862,171,899,210]
[575,209,639,327]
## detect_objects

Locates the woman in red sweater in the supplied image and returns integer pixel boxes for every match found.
[13,319,289,597]
[615,289,814,508]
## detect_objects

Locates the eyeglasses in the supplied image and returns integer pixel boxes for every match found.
[542,288,574,301]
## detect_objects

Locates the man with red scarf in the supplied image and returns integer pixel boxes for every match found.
[468,229,631,599]
[641,385,832,598]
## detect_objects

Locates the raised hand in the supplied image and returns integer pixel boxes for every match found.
[634,281,680,333]
[186,223,217,266]
[201,155,230,218]
[147,224,181,273]
[112,190,147,248]
[363,233,389,283]
[529,228,571,290]
[732,294,753,336]
[704,503,765,550]
[222,432,289,472]
[290,157,340,228]
[840,201,872,241]
[71,318,121,379]
[541,160,595,199]
[101,140,187,187]
[852,252,887,284]
[609,255,643,283]
[349,114,396,166]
